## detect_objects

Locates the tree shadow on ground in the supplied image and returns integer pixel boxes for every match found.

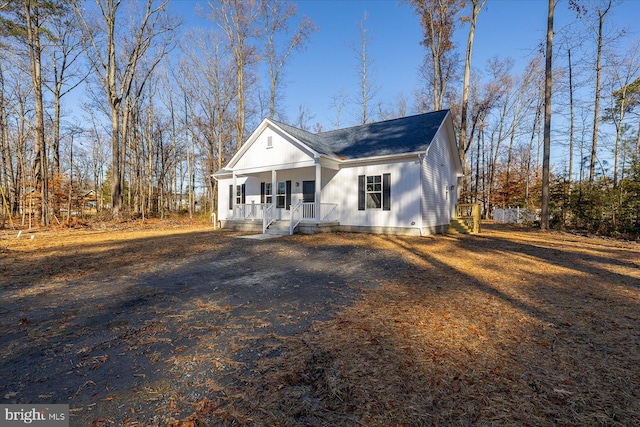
[1,227,638,426]
[204,229,639,426]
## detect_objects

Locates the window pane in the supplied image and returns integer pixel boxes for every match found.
[276,195,285,208]
[265,183,272,195]
[367,175,382,191]
[277,182,286,194]
[367,193,381,209]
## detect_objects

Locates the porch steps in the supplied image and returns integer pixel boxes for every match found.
[266,221,292,236]
[448,218,473,234]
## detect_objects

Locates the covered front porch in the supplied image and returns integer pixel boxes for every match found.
[225,201,340,235]
[220,160,341,235]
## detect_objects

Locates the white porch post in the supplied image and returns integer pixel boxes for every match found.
[271,169,277,207]
[232,172,237,213]
[315,161,321,224]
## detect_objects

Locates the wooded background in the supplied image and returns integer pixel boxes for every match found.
[0,0,638,237]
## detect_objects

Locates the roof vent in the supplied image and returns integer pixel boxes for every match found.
[267,136,273,148]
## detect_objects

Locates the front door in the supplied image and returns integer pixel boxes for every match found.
[302,181,315,219]
[302,181,315,203]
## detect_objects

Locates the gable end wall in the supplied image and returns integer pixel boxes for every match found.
[233,127,314,171]
[421,126,458,231]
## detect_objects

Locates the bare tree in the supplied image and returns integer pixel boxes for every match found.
[180,28,236,211]
[44,7,88,178]
[209,0,260,150]
[587,0,613,182]
[329,89,348,129]
[1,1,57,224]
[260,0,316,120]
[541,0,555,230]
[0,62,10,227]
[350,11,377,124]
[1,53,33,220]
[603,40,640,187]
[295,104,315,131]
[74,0,178,217]
[23,0,51,225]
[459,0,486,198]
[409,0,464,111]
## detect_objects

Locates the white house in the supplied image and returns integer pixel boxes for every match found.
[213,109,463,236]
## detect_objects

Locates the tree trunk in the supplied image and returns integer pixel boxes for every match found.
[589,1,612,182]
[110,103,122,216]
[541,0,554,230]
[24,1,49,226]
[459,0,485,200]
[568,48,574,185]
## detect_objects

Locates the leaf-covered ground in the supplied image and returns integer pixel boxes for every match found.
[1,221,639,426]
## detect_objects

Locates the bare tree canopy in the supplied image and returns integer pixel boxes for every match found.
[0,1,638,237]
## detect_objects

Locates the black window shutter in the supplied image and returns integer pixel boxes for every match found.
[241,184,246,204]
[383,173,391,211]
[358,175,365,211]
[286,181,292,210]
[229,185,233,210]
[260,182,265,204]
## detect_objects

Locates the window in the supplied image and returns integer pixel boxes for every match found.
[261,182,272,204]
[236,184,245,205]
[262,181,290,209]
[366,175,382,209]
[229,184,245,209]
[358,174,390,211]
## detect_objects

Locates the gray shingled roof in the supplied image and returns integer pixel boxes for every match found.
[271,110,449,160]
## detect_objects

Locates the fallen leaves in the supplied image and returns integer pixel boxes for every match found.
[2,223,639,426]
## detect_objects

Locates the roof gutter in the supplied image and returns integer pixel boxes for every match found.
[339,151,425,165]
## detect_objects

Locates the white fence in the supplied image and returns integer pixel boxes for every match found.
[493,208,539,224]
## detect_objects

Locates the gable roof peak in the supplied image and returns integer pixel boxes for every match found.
[319,109,450,136]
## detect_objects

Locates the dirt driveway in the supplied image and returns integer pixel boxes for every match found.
[1,222,639,426]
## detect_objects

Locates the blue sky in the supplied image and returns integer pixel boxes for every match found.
[175,0,639,131]
[175,0,640,135]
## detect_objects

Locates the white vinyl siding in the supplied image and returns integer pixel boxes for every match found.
[217,178,232,220]
[325,159,421,229]
[421,126,458,229]
[233,128,314,171]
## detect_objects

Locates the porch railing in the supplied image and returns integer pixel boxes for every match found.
[301,202,315,220]
[297,202,339,222]
[290,200,303,235]
[233,203,269,221]
[263,203,274,234]
[231,202,339,234]
[455,203,481,234]
[318,203,338,222]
